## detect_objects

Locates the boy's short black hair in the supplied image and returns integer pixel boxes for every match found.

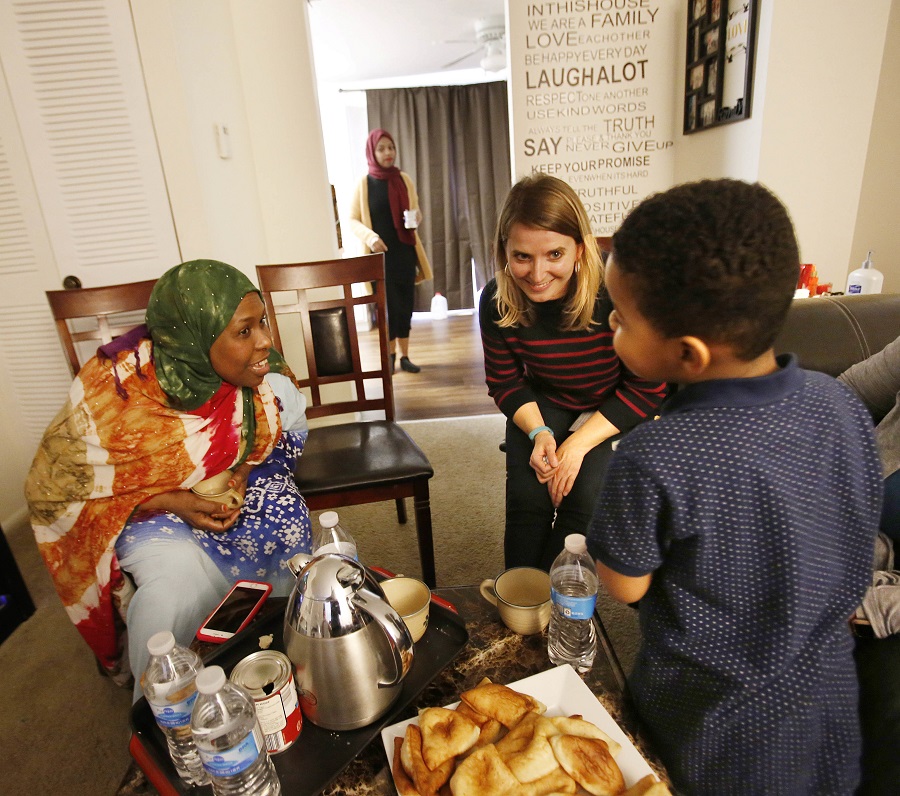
[611,179,800,360]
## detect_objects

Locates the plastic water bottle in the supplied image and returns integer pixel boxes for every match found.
[313,511,358,558]
[191,665,281,796]
[142,631,209,786]
[548,534,599,673]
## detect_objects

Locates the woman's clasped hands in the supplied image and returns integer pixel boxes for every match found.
[530,432,588,509]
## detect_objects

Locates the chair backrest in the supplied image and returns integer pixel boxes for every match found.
[256,254,394,421]
[45,279,157,376]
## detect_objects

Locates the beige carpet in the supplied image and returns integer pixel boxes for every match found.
[0,412,639,795]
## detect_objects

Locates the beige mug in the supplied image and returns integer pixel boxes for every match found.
[480,567,552,635]
[191,470,243,510]
[379,576,431,643]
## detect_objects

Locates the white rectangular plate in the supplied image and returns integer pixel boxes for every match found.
[381,664,654,791]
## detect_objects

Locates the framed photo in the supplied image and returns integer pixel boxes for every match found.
[690,64,704,90]
[686,95,698,131]
[683,0,758,134]
[706,60,718,96]
[687,26,697,62]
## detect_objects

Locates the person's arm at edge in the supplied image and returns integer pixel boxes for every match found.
[347,177,382,251]
[596,560,652,604]
[838,335,900,424]
[478,283,540,414]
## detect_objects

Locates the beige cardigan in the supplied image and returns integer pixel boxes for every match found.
[348,173,433,284]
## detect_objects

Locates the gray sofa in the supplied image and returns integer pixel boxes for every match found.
[774,292,900,796]
[773,293,900,375]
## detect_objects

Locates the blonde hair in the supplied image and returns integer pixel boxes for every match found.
[493,174,602,330]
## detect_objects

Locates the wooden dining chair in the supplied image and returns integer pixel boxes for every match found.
[256,255,437,587]
[45,279,157,376]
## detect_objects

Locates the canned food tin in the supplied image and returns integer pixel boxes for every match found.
[230,650,302,754]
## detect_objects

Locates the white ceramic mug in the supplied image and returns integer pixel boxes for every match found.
[403,209,418,229]
[191,470,243,510]
[380,576,431,643]
[480,567,552,635]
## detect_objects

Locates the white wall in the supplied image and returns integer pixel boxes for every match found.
[674,0,895,292]
[850,0,900,293]
[131,0,337,279]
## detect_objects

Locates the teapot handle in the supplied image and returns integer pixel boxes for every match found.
[355,588,414,688]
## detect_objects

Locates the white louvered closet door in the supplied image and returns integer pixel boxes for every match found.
[0,0,179,522]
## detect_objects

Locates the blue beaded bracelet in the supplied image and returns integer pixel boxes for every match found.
[528,425,554,441]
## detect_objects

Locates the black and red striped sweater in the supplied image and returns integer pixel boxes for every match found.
[479,279,667,430]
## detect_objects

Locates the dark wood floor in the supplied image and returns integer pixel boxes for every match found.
[359,311,498,421]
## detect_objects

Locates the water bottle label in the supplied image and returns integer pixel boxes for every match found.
[551,588,597,620]
[198,724,264,777]
[149,690,198,729]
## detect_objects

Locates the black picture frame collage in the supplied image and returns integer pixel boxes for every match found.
[684,0,757,134]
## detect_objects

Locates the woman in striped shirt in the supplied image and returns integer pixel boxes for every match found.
[479,174,666,570]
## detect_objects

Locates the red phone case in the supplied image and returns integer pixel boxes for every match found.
[196,581,272,643]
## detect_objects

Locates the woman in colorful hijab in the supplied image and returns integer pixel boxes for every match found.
[26,260,311,697]
[348,128,433,373]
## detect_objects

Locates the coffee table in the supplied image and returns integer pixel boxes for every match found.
[128,583,666,795]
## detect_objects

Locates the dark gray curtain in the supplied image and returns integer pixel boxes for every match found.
[366,81,511,311]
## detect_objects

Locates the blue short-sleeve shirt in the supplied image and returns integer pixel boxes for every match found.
[587,356,882,795]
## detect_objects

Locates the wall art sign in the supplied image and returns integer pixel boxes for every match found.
[508,2,677,236]
[684,0,757,134]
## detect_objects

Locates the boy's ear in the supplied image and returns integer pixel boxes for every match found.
[678,336,712,377]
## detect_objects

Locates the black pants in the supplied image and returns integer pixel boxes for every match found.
[504,399,620,571]
[384,243,417,340]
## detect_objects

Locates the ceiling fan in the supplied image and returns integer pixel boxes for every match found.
[442,16,507,72]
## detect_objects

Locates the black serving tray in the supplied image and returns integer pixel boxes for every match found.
[130,585,469,795]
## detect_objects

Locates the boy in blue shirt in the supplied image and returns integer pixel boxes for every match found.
[587,179,882,795]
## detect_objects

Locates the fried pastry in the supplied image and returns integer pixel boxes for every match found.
[401,724,456,796]
[419,707,481,770]
[495,711,542,756]
[392,736,422,796]
[460,682,546,728]
[503,733,560,783]
[549,715,622,757]
[455,700,503,747]
[516,765,579,795]
[549,735,625,796]
[621,774,673,795]
[449,744,521,796]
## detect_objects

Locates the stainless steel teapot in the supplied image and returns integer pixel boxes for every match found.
[283,553,414,730]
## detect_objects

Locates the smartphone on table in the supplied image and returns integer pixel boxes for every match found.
[196,580,272,643]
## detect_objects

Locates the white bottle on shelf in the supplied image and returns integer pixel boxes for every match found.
[846,250,884,295]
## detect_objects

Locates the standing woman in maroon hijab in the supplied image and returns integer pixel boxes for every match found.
[349,129,433,373]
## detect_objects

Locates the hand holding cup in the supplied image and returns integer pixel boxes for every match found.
[191,470,244,511]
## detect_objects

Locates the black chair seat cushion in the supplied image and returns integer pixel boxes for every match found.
[295,420,433,494]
